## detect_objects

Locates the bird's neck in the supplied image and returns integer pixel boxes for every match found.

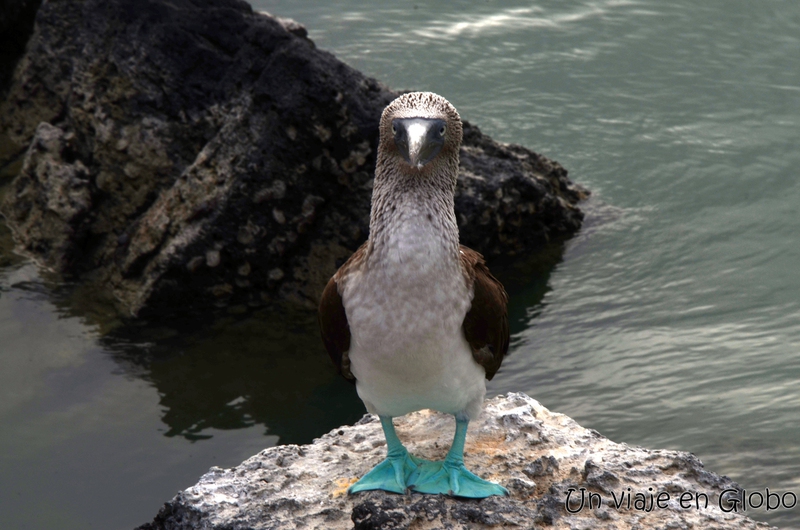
[367,164,460,263]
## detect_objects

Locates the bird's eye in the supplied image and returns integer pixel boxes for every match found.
[392,124,397,134]
[439,125,446,136]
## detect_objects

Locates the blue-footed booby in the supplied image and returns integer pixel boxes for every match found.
[319,92,508,498]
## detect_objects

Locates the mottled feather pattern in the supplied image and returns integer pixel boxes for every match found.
[318,92,508,419]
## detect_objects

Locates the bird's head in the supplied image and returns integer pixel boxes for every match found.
[379,92,463,173]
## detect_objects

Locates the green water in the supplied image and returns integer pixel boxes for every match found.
[1,1,799,528]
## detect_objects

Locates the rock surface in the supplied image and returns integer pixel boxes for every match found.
[0,0,41,95]
[0,0,586,316]
[138,393,775,530]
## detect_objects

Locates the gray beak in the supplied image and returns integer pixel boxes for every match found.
[392,118,446,169]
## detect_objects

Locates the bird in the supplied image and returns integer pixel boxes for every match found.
[318,92,508,498]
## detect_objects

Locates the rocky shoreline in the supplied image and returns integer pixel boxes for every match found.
[0,4,785,530]
[137,393,775,530]
[0,0,586,317]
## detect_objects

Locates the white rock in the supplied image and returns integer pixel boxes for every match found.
[139,393,776,530]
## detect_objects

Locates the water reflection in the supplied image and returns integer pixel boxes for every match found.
[50,237,567,447]
[2,162,567,529]
[103,309,366,444]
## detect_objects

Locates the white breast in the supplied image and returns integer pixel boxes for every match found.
[341,212,486,420]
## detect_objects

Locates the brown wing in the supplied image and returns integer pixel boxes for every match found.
[460,245,509,381]
[318,244,368,383]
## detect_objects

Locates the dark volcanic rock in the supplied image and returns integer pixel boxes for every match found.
[0,0,587,316]
[0,0,42,96]
[136,393,775,530]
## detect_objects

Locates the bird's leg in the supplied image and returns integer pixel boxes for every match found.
[409,416,508,498]
[348,416,421,495]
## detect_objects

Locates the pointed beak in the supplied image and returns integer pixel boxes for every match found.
[406,122,428,169]
[392,118,446,169]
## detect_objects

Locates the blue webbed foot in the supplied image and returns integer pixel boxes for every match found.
[409,458,508,498]
[349,416,422,495]
[348,449,421,494]
[408,416,507,498]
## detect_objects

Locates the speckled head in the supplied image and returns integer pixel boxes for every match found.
[378,92,463,173]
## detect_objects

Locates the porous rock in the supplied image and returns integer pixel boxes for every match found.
[137,393,775,530]
[0,0,586,316]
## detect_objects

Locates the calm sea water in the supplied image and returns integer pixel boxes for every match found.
[1,1,798,528]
